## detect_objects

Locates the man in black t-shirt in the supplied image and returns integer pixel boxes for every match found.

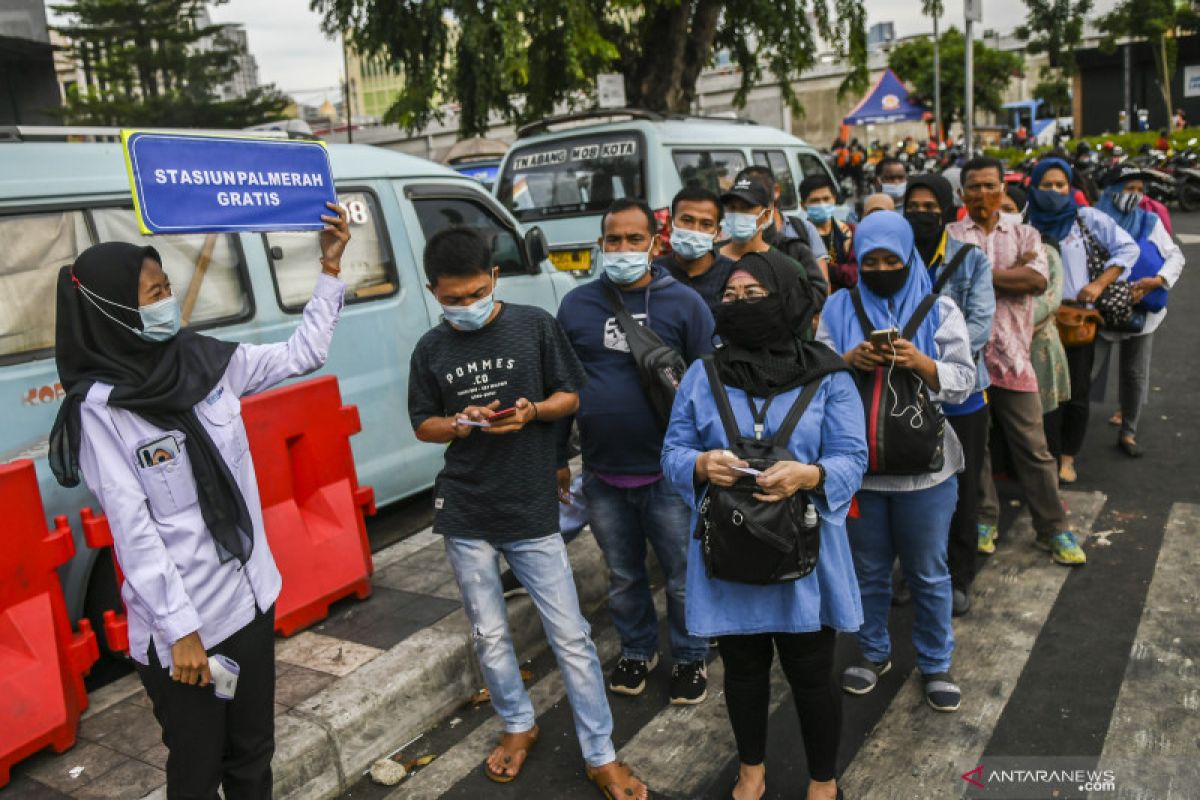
[407,228,648,799]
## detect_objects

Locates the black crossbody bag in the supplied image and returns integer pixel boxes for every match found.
[605,283,689,430]
[696,357,822,585]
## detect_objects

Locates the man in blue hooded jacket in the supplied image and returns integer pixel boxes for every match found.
[557,198,715,706]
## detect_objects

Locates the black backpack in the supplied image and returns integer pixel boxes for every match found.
[605,282,689,431]
[696,357,823,585]
[848,244,972,475]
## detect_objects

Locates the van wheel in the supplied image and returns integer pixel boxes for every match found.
[83,551,134,689]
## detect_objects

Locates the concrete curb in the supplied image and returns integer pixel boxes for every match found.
[270,532,611,800]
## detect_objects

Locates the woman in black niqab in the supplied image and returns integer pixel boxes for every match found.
[49,241,254,564]
[712,249,848,398]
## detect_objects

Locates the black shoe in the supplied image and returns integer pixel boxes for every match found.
[841,657,891,695]
[923,671,961,712]
[1118,436,1143,458]
[669,661,708,705]
[952,588,971,617]
[608,654,659,696]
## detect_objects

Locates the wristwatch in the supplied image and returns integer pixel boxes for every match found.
[813,463,827,493]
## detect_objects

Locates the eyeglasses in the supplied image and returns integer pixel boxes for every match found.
[720,287,769,303]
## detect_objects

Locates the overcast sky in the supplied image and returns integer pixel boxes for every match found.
[47,0,1122,105]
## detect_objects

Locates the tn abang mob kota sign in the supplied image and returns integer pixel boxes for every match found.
[122,131,337,234]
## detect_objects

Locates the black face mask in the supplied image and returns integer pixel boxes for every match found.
[905,211,944,263]
[860,265,910,298]
[714,296,789,349]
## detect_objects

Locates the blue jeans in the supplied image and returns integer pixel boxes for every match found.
[847,478,957,675]
[582,472,709,664]
[444,533,616,767]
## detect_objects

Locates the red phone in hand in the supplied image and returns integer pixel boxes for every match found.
[488,406,518,421]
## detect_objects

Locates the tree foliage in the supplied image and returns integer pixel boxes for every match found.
[888,28,1023,124]
[1099,0,1200,117]
[51,0,288,127]
[313,0,870,138]
[1016,0,1093,73]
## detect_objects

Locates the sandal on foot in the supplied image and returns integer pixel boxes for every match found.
[484,726,539,783]
[586,760,648,800]
[1118,436,1143,458]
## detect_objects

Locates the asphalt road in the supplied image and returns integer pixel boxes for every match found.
[340,211,1200,800]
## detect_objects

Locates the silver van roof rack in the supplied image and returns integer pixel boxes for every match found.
[0,125,296,143]
[515,108,758,138]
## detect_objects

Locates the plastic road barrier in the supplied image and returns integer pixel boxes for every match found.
[241,376,376,636]
[79,507,130,655]
[0,460,99,787]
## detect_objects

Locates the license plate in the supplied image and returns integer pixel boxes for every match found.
[549,248,592,271]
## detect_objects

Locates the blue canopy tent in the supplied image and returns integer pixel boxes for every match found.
[842,69,929,126]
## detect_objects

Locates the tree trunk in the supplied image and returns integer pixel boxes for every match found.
[626,0,721,114]
[1156,34,1173,120]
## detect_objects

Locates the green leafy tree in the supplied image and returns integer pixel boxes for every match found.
[313,0,870,138]
[1015,0,1092,121]
[1099,0,1200,118]
[888,27,1023,124]
[52,0,289,127]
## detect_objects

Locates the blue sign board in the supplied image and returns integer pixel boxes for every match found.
[122,131,336,234]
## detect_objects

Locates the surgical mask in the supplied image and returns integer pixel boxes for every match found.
[881,182,907,200]
[668,227,715,261]
[442,292,495,331]
[1115,191,1144,213]
[601,243,652,284]
[74,277,182,342]
[805,204,836,224]
[722,210,767,243]
[1000,211,1024,227]
[861,265,910,297]
[137,295,182,342]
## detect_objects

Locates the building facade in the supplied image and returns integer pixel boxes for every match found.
[0,0,61,125]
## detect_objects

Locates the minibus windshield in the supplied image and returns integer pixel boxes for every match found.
[497,133,646,222]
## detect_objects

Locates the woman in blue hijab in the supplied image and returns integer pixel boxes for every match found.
[1092,169,1185,457]
[1026,158,1139,482]
[817,211,975,713]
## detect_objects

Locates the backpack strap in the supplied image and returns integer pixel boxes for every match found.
[604,281,651,360]
[702,356,743,448]
[849,288,874,338]
[901,294,940,342]
[770,379,824,449]
[932,242,974,294]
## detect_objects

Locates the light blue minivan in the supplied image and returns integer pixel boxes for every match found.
[493,110,840,273]
[0,128,574,636]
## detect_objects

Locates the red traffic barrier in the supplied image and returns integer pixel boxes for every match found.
[241,376,376,636]
[80,508,130,655]
[0,460,99,787]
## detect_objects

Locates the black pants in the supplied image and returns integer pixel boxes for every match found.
[947,406,988,591]
[1045,341,1095,458]
[717,627,840,782]
[137,607,276,800]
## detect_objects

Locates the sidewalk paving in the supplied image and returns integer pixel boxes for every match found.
[7,527,611,800]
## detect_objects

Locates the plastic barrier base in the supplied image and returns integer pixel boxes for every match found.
[241,376,375,637]
[80,507,130,654]
[0,461,98,787]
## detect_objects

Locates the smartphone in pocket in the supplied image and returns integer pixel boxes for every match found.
[137,435,181,468]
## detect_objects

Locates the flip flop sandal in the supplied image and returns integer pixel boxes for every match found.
[587,760,648,799]
[485,727,539,784]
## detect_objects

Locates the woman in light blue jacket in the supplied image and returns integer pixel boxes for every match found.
[662,250,866,800]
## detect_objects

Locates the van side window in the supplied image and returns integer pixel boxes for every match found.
[266,191,396,311]
[796,153,830,181]
[752,150,799,209]
[673,150,748,195]
[0,210,92,361]
[91,209,250,328]
[413,196,529,277]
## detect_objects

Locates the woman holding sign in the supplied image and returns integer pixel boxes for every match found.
[48,203,350,800]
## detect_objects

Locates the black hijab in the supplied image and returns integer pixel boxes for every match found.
[49,242,254,565]
[712,250,848,398]
[904,173,957,266]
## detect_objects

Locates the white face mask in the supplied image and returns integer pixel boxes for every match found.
[75,278,182,342]
[1000,211,1024,227]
